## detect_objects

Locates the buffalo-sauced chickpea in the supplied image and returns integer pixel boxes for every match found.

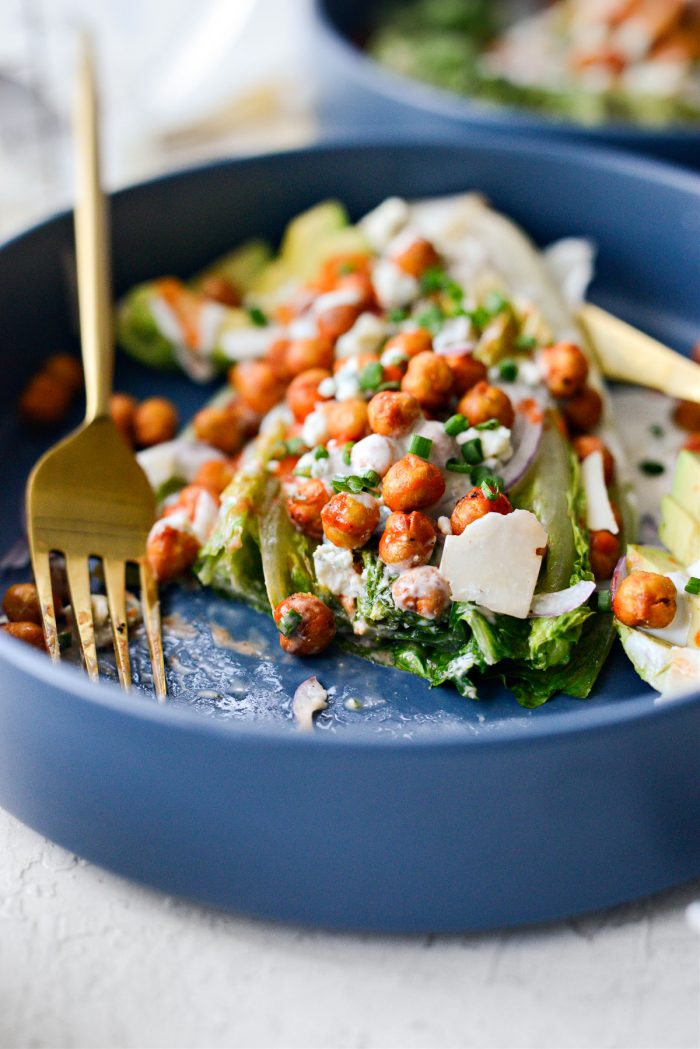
[286,479,330,539]
[335,270,377,311]
[673,399,700,432]
[391,566,451,620]
[285,336,334,376]
[401,351,454,411]
[333,351,379,376]
[326,398,370,444]
[321,492,380,549]
[3,583,42,624]
[20,372,73,427]
[229,359,286,415]
[44,353,83,394]
[391,236,440,278]
[612,571,677,629]
[287,368,332,422]
[193,404,245,455]
[443,353,487,396]
[572,435,615,484]
[458,381,514,429]
[379,511,436,567]
[316,253,371,290]
[165,483,220,520]
[0,621,46,650]
[684,432,700,453]
[133,397,179,448]
[147,524,200,583]
[589,529,621,581]
[109,392,138,445]
[317,303,362,344]
[542,342,589,398]
[383,329,434,360]
[265,338,294,382]
[450,487,513,535]
[198,274,241,307]
[273,593,336,656]
[382,454,446,512]
[562,385,603,433]
[194,458,234,495]
[368,390,421,436]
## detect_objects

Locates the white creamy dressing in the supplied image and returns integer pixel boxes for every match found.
[581,450,619,534]
[371,258,419,310]
[335,312,386,359]
[391,565,451,619]
[301,409,330,447]
[313,543,364,597]
[218,325,283,361]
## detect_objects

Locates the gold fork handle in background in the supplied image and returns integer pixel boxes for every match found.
[578,302,700,405]
[74,33,113,423]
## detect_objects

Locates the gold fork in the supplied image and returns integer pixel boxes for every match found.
[25,35,166,699]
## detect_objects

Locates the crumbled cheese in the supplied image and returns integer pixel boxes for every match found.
[581,450,619,534]
[372,259,419,310]
[137,439,226,490]
[413,420,457,469]
[517,358,543,386]
[439,509,548,618]
[317,377,337,398]
[301,409,329,447]
[380,347,408,369]
[457,424,512,465]
[350,434,395,477]
[359,197,409,251]
[334,360,362,401]
[312,287,362,316]
[313,544,363,597]
[336,312,386,360]
[433,316,473,353]
[438,516,452,535]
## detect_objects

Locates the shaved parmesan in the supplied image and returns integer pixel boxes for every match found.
[439,509,547,619]
[582,450,619,534]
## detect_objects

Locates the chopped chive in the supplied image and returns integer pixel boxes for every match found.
[416,304,445,332]
[498,359,518,382]
[650,424,665,438]
[446,459,472,474]
[475,418,499,430]
[484,291,509,316]
[388,307,409,323]
[419,267,463,302]
[332,472,379,494]
[461,437,484,466]
[470,466,504,491]
[638,460,665,476]
[480,480,500,500]
[444,414,468,436]
[347,475,364,493]
[468,306,490,329]
[685,577,700,595]
[515,334,537,350]
[362,469,381,487]
[313,445,329,460]
[58,630,73,652]
[342,441,354,466]
[293,464,311,478]
[409,434,433,459]
[359,361,384,391]
[597,590,612,612]
[285,436,305,456]
[376,380,401,392]
[278,609,302,636]
[248,306,268,327]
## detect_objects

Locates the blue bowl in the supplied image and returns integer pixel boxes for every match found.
[0,140,699,932]
[314,0,700,169]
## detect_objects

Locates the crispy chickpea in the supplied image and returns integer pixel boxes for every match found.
[391,566,451,620]
[287,368,332,422]
[285,336,334,376]
[443,353,487,396]
[382,454,446,512]
[193,404,245,455]
[684,432,700,453]
[273,593,336,656]
[383,329,434,359]
[572,435,615,484]
[165,483,220,520]
[133,397,179,448]
[109,392,138,445]
[563,385,603,434]
[194,458,234,494]
[450,487,513,535]
[229,359,286,415]
[44,353,83,394]
[321,492,380,549]
[198,274,241,307]
[458,381,514,429]
[147,524,200,583]
[368,390,421,437]
[20,372,72,427]
[317,303,362,344]
[589,529,621,581]
[286,479,330,539]
[673,399,700,432]
[379,511,436,567]
[613,571,677,629]
[265,338,293,381]
[3,583,42,624]
[0,621,46,650]
[317,253,371,290]
[326,398,370,443]
[391,236,440,278]
[542,342,589,398]
[336,270,377,311]
[401,351,454,411]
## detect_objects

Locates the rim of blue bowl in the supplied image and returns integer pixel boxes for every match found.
[1,138,699,749]
[314,0,700,144]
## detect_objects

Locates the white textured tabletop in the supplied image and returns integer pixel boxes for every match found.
[1,805,698,1049]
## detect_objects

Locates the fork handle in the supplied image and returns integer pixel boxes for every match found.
[74,33,113,423]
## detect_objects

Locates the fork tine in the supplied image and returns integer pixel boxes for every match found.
[30,548,60,662]
[139,559,167,701]
[65,555,99,681]
[103,558,131,690]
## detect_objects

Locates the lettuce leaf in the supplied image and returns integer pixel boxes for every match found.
[258,476,317,609]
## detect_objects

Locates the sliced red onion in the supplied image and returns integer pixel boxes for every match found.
[610,554,628,602]
[528,580,596,618]
[292,676,328,731]
[501,414,544,491]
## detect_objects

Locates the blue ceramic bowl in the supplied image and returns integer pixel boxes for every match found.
[0,140,699,932]
[314,0,700,169]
